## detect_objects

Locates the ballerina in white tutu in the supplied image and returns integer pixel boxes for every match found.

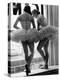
[12,5,36,76]
[32,9,58,69]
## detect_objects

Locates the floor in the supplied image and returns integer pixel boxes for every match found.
[9,65,58,77]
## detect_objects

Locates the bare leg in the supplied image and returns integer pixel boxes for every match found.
[37,38,49,69]
[22,41,30,76]
[28,42,34,67]
[37,40,46,61]
[44,39,49,66]
[22,41,28,64]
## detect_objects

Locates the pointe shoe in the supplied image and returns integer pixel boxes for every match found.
[40,64,48,69]
[44,56,49,68]
[45,64,48,69]
[25,64,31,76]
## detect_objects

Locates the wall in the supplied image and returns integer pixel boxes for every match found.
[46,5,59,66]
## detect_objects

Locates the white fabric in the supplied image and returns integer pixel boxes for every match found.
[11,26,58,43]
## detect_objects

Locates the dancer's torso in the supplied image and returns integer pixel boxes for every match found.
[18,12,34,30]
[37,15,48,27]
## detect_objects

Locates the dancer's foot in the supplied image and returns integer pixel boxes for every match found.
[44,55,49,68]
[45,64,48,69]
[25,64,31,76]
[40,64,48,69]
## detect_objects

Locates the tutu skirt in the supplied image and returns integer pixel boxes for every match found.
[11,26,58,43]
[38,26,58,41]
